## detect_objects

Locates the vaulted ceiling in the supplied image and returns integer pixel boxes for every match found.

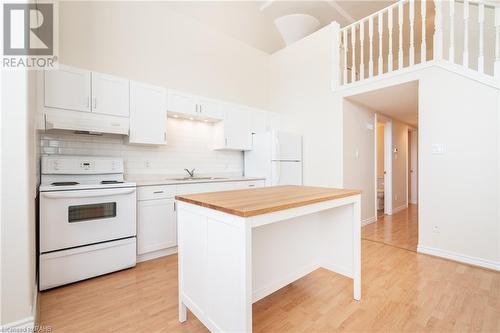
[165,1,396,54]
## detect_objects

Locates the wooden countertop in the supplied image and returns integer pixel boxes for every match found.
[175,185,361,217]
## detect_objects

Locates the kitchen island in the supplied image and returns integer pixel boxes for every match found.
[176,185,362,333]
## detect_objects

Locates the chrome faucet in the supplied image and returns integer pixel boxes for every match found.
[184,168,196,178]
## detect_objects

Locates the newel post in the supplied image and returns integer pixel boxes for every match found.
[331,21,341,91]
[433,0,443,61]
[495,6,500,84]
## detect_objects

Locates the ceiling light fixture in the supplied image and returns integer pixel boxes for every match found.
[274,14,320,46]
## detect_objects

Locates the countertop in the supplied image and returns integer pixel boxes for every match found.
[126,176,265,187]
[175,185,362,217]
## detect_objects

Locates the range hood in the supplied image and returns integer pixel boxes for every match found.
[43,110,129,135]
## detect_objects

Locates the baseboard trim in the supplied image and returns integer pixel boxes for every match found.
[1,282,38,330]
[417,245,500,271]
[392,204,408,214]
[362,216,377,226]
[137,246,177,263]
[1,316,35,330]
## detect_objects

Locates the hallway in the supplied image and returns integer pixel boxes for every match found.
[362,205,418,252]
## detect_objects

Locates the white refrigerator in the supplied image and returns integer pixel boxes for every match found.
[244,131,302,186]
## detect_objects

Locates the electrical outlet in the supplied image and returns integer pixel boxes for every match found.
[433,225,440,234]
[144,161,151,169]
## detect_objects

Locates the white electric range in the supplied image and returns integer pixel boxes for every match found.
[39,155,137,290]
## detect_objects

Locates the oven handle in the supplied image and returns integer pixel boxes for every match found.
[41,188,135,199]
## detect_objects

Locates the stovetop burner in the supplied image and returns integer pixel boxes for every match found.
[51,181,80,186]
[101,180,124,184]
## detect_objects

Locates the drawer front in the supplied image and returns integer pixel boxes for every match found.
[233,180,265,190]
[137,185,177,200]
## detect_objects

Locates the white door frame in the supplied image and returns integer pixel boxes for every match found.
[384,121,393,215]
[408,129,418,204]
[374,114,393,216]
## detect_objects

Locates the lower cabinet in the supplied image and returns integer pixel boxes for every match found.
[137,197,177,255]
[136,180,265,259]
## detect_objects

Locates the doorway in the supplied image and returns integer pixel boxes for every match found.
[343,80,420,252]
[375,116,392,217]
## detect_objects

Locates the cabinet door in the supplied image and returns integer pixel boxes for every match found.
[224,105,252,150]
[44,65,91,112]
[198,97,222,119]
[129,81,167,145]
[137,198,177,255]
[167,90,198,116]
[91,72,129,117]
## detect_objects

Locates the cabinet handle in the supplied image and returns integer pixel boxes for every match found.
[153,190,164,194]
[164,132,167,142]
[225,138,228,147]
[199,104,202,114]
[195,104,198,113]
[93,97,97,109]
[86,96,90,108]
[249,184,255,187]
[174,201,177,211]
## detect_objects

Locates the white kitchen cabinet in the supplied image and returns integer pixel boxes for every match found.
[167,90,222,121]
[91,72,130,117]
[167,90,198,116]
[197,97,221,119]
[137,198,177,255]
[213,103,252,151]
[129,81,167,145]
[232,180,265,189]
[44,65,91,112]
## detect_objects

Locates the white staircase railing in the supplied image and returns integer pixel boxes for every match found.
[332,0,500,89]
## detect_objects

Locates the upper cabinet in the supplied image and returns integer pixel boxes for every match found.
[44,65,91,112]
[43,65,129,117]
[213,104,252,151]
[128,81,167,145]
[167,90,222,121]
[91,72,129,117]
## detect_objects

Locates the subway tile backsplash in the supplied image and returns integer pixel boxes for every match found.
[40,118,243,176]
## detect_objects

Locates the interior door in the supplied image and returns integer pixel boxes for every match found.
[409,130,418,204]
[271,161,302,186]
[91,72,130,117]
[44,65,91,112]
[272,132,302,161]
[129,81,167,145]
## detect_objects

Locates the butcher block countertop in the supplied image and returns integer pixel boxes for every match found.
[175,185,361,217]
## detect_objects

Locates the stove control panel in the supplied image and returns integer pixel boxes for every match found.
[42,156,124,174]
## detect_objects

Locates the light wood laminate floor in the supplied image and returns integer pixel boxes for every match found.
[362,204,419,251]
[39,238,499,332]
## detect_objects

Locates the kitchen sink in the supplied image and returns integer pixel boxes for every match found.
[167,177,229,181]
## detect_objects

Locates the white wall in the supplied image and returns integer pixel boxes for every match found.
[1,70,37,326]
[342,100,376,222]
[418,67,499,267]
[40,118,243,177]
[58,1,269,109]
[391,120,409,212]
[269,24,342,187]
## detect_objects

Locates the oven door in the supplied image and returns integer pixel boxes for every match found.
[40,187,136,253]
